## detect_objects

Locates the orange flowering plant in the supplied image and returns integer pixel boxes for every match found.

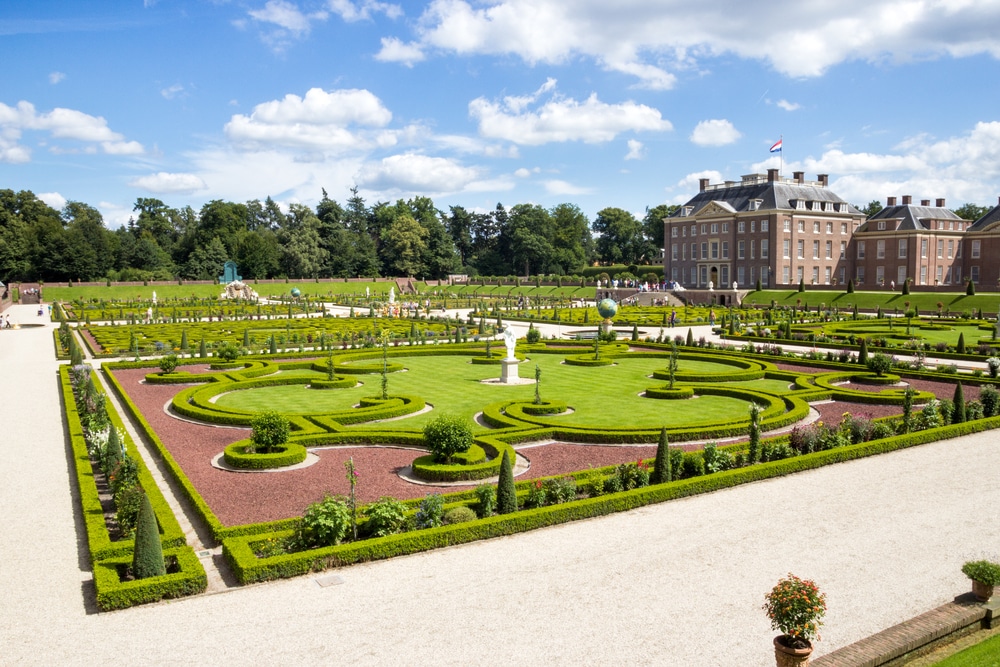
[763,573,827,648]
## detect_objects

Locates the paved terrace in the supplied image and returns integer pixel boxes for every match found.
[1,302,998,666]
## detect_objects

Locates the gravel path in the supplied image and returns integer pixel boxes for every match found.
[4,307,1000,666]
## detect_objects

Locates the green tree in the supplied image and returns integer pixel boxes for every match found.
[183,236,229,280]
[381,213,428,277]
[641,204,678,256]
[496,449,517,514]
[131,490,165,579]
[858,200,884,217]
[954,203,990,221]
[593,207,650,265]
[279,204,328,278]
[549,203,593,273]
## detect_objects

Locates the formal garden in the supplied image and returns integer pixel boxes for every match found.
[57,303,1000,615]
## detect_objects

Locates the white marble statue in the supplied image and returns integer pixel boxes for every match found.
[708,281,714,291]
[502,326,517,361]
[152,290,157,305]
[389,287,395,304]
[732,281,738,291]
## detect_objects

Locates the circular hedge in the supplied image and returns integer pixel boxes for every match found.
[209,362,243,370]
[644,386,695,400]
[309,377,357,389]
[520,400,568,415]
[411,444,501,482]
[563,354,615,366]
[223,441,308,470]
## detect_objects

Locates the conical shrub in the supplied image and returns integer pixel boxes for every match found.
[132,489,165,579]
[953,382,966,424]
[496,449,517,514]
[651,427,671,484]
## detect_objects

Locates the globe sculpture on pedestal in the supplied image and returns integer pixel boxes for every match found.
[597,298,617,335]
[290,288,301,298]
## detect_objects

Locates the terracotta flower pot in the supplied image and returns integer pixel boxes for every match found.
[972,580,995,602]
[774,635,813,667]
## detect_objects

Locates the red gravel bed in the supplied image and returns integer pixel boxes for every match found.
[812,401,902,423]
[111,368,667,525]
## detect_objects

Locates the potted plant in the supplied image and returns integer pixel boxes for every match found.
[961,560,1000,601]
[763,574,827,666]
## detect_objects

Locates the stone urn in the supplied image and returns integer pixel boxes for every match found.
[774,636,813,667]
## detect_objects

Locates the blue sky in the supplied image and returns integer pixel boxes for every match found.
[3,0,1000,228]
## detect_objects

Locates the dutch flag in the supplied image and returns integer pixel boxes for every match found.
[769,139,782,153]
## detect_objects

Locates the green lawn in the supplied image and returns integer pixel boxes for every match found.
[44,280,397,302]
[932,632,1000,666]
[744,289,1000,315]
[213,354,755,431]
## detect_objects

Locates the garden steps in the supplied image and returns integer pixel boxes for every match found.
[813,594,998,667]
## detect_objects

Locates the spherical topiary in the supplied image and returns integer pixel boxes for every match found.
[423,414,473,464]
[131,490,166,579]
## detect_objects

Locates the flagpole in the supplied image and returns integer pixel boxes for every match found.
[779,134,783,178]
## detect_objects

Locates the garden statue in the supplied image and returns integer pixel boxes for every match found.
[502,325,517,361]
[732,281,738,291]
[708,280,714,291]
[389,287,395,304]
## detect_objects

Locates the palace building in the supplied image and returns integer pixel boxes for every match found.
[664,170,1000,292]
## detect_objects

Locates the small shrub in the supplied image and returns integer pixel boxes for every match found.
[496,450,517,514]
[424,414,473,464]
[114,484,143,538]
[988,357,1000,379]
[870,421,895,440]
[443,506,478,524]
[962,560,1000,585]
[158,354,178,374]
[363,496,407,538]
[602,474,624,494]
[617,460,651,490]
[981,385,999,417]
[866,353,894,377]
[294,495,352,548]
[473,484,496,518]
[524,480,546,508]
[249,410,290,454]
[681,452,705,478]
[216,342,240,362]
[543,476,577,504]
[414,494,445,529]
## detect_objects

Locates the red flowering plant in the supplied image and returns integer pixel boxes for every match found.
[763,574,827,649]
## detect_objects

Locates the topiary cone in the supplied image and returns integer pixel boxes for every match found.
[132,489,165,579]
[651,427,671,484]
[496,449,517,514]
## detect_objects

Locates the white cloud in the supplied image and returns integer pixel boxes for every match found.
[250,0,325,33]
[37,192,66,210]
[514,167,539,178]
[48,71,65,85]
[356,153,482,194]
[0,100,144,161]
[776,99,801,111]
[393,1,1000,87]
[470,84,671,145]
[690,119,741,147]
[625,139,644,160]
[677,170,724,191]
[328,0,403,22]
[248,0,329,50]
[128,172,208,194]
[161,84,184,100]
[374,37,425,65]
[224,88,394,151]
[544,179,591,195]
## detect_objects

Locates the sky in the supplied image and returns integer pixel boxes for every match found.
[3,0,1000,229]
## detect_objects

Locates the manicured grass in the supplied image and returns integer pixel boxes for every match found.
[803,319,994,347]
[932,632,1000,666]
[44,280,398,302]
[213,354,757,431]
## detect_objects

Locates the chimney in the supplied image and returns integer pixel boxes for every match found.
[699,178,709,192]
[767,168,779,182]
[921,199,930,206]
[793,171,804,184]
[817,174,829,187]
[936,198,946,207]
[887,196,897,207]
[902,195,912,205]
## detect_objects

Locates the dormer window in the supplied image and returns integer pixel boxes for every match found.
[749,199,762,211]
[877,221,886,231]
[794,199,806,210]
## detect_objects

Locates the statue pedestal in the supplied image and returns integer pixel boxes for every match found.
[500,358,521,384]
[601,319,613,335]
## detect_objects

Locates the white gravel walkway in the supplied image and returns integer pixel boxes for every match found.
[2,302,999,666]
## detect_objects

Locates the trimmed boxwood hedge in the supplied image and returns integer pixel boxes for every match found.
[308,377,357,389]
[60,365,188,562]
[562,354,615,366]
[93,546,207,611]
[222,413,1000,585]
[644,386,696,399]
[223,441,308,469]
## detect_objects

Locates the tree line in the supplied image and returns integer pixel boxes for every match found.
[0,187,675,283]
